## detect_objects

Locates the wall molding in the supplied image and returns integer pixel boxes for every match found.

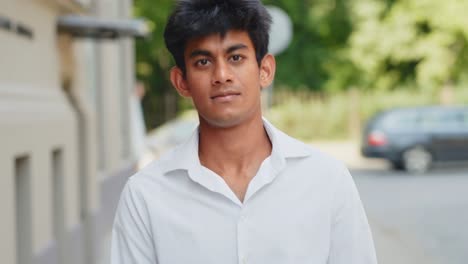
[0,15,34,39]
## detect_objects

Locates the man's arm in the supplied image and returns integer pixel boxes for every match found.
[328,166,378,264]
[111,178,157,264]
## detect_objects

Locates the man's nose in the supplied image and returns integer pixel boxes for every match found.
[211,60,233,85]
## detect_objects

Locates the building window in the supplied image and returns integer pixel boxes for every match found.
[52,149,65,263]
[15,155,32,264]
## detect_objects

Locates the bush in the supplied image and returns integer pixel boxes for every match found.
[265,87,467,141]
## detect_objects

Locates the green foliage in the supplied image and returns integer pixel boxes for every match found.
[134,0,468,131]
[266,88,468,141]
[264,0,468,92]
[348,0,468,91]
[267,92,349,140]
[264,0,354,91]
[134,0,178,129]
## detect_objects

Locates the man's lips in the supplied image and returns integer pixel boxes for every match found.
[210,91,241,101]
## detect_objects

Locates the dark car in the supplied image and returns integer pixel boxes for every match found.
[361,106,468,173]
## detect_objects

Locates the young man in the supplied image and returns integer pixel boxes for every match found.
[111,1,378,263]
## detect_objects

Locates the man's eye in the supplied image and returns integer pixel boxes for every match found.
[196,59,210,66]
[231,55,243,62]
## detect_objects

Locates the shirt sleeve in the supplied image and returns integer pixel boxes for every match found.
[327,166,378,264]
[111,178,157,264]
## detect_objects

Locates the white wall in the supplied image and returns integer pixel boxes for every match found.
[0,1,78,263]
[0,0,138,263]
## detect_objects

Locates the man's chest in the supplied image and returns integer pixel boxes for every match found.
[147,179,333,264]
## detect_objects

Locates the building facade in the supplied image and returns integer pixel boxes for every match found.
[0,1,145,263]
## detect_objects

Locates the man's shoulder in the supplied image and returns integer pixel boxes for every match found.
[298,141,347,171]
[276,128,344,167]
[129,147,180,185]
[277,132,349,185]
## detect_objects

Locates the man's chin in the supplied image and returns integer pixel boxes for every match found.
[200,115,245,129]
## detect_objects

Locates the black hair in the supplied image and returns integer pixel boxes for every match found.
[164,0,272,73]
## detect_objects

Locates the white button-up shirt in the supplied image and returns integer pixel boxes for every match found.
[111,119,377,264]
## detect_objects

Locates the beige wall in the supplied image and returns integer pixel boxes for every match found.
[93,0,135,178]
[1,0,137,263]
[0,94,79,255]
[72,39,100,214]
[0,1,60,87]
[0,0,82,263]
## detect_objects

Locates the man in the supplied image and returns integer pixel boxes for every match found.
[111,0,377,263]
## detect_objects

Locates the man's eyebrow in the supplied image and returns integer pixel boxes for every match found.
[226,44,248,54]
[189,44,248,58]
[189,49,212,58]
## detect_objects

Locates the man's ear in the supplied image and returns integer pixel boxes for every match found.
[170,66,191,98]
[259,54,276,89]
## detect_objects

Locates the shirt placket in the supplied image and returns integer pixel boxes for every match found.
[237,209,249,264]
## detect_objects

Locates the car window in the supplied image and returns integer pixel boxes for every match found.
[420,109,462,131]
[382,110,421,131]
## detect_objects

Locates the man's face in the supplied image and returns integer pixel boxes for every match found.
[170,30,275,128]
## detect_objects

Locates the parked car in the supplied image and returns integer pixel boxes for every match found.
[361,106,468,173]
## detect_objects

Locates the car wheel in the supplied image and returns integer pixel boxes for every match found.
[402,146,432,174]
[391,160,405,171]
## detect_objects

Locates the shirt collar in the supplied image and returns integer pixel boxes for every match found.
[262,117,313,160]
[160,118,312,175]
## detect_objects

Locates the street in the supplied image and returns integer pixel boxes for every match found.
[352,166,468,264]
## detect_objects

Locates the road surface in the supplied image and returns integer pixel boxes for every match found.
[353,167,468,264]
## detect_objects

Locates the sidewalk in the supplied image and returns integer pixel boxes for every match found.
[99,232,112,264]
[370,219,438,264]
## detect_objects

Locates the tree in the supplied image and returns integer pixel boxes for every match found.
[264,0,355,91]
[348,0,468,91]
[134,0,179,129]
[133,0,468,130]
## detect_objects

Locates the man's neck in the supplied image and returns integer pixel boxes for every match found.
[198,115,272,180]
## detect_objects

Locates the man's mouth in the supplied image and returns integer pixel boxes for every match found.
[211,91,241,102]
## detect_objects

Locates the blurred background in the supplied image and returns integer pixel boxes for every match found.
[1,0,467,264]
